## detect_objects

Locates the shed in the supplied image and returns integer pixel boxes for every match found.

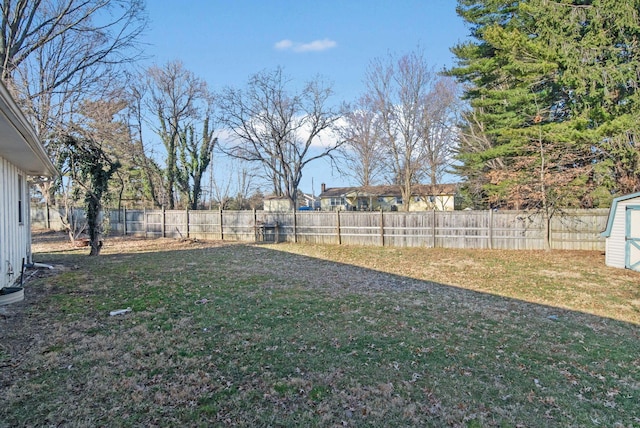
[0,80,57,292]
[263,195,293,212]
[601,192,640,271]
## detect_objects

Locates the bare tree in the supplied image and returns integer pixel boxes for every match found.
[366,51,433,210]
[2,0,147,137]
[337,94,385,186]
[146,60,214,209]
[230,164,259,209]
[124,77,164,207]
[366,50,458,210]
[211,168,232,210]
[420,76,460,186]
[0,0,147,84]
[49,95,128,246]
[218,67,342,209]
[74,94,162,211]
[75,96,126,204]
[0,0,147,212]
[210,157,261,210]
[13,27,119,210]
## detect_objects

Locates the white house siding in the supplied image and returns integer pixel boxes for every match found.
[0,155,31,289]
[604,195,640,269]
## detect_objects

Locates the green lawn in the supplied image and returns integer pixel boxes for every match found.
[1,236,638,427]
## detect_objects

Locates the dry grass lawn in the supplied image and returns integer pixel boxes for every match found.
[0,232,638,427]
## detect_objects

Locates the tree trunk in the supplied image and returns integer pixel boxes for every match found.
[87,196,102,256]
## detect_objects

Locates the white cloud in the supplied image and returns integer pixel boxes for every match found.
[295,38,337,52]
[274,38,337,53]
[274,39,294,50]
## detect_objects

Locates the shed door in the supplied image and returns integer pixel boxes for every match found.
[625,206,640,271]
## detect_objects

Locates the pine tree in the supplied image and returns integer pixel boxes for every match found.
[450,0,640,210]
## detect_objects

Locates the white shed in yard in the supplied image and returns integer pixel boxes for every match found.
[263,195,293,212]
[602,192,640,271]
[0,81,57,293]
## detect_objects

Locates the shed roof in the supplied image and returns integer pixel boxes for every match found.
[601,192,640,237]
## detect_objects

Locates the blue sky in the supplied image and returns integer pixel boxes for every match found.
[142,0,470,195]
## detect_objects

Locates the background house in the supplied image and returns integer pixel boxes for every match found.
[318,185,351,211]
[0,81,57,290]
[299,192,319,210]
[318,183,459,211]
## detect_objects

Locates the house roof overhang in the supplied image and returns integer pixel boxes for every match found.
[344,190,377,198]
[0,81,57,177]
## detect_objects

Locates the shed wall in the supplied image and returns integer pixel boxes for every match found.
[605,196,640,268]
[0,155,31,289]
[264,199,293,212]
[408,195,456,211]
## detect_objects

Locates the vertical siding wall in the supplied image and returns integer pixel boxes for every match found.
[33,207,609,251]
[605,205,626,268]
[1,156,29,289]
[604,198,640,268]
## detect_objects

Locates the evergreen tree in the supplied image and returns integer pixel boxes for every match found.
[450,0,640,210]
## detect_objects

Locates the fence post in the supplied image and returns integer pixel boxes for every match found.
[186,208,190,238]
[162,207,166,238]
[548,212,554,250]
[337,210,341,245]
[380,209,384,246]
[432,209,437,248]
[123,207,127,236]
[253,209,257,242]
[143,208,147,238]
[219,209,224,241]
[293,210,298,243]
[488,209,493,250]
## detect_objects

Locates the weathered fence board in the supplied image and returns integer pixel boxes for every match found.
[188,210,220,240]
[31,206,609,251]
[340,211,382,246]
[291,212,335,245]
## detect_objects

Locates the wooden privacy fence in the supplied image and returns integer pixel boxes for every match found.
[32,207,609,251]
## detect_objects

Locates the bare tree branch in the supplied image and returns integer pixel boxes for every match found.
[337,94,385,186]
[219,67,342,208]
[365,50,460,210]
[0,0,147,83]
